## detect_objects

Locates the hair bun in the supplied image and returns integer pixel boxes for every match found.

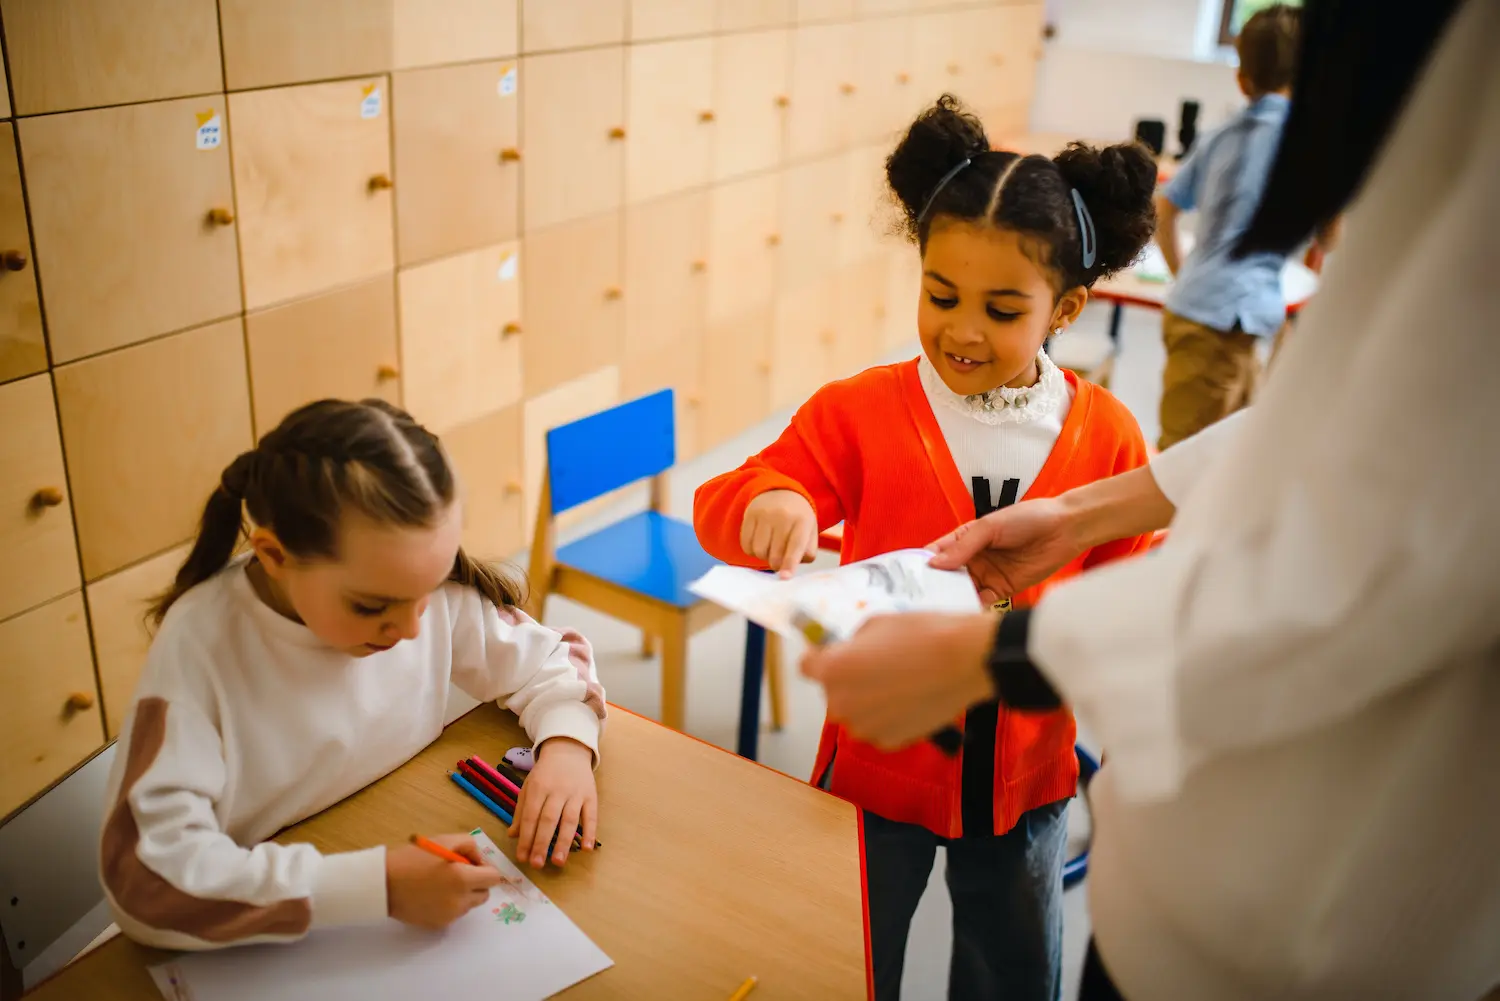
[1052,141,1157,277]
[886,95,990,239]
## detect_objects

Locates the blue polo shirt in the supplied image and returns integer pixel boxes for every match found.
[1162,93,1291,337]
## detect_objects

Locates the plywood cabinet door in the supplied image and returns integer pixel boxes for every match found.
[707,173,780,324]
[630,0,715,41]
[882,247,919,353]
[786,23,855,162]
[794,0,854,24]
[711,29,790,183]
[623,331,703,462]
[0,374,80,622]
[625,190,709,364]
[521,48,625,231]
[837,143,888,268]
[230,78,395,311]
[911,10,964,111]
[219,0,394,90]
[54,318,253,580]
[442,404,525,562]
[0,123,44,382]
[717,0,792,31]
[852,16,917,146]
[700,305,773,450]
[245,276,401,436]
[830,257,887,378]
[87,544,187,738]
[393,0,518,69]
[20,97,242,363]
[626,39,715,205]
[0,0,222,115]
[769,277,834,412]
[0,36,10,119]
[522,212,624,398]
[855,0,912,13]
[398,241,524,434]
[0,593,104,819]
[521,0,627,53]
[978,4,1045,136]
[393,61,521,266]
[778,156,847,291]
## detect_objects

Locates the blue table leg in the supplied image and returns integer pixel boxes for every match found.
[737,622,767,760]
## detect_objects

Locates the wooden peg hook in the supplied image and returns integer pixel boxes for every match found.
[368,173,394,192]
[206,207,235,226]
[1,250,27,271]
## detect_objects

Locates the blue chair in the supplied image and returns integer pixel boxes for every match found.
[526,389,785,735]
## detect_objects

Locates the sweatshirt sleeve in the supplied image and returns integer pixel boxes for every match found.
[693,396,847,567]
[101,659,387,951]
[447,588,607,763]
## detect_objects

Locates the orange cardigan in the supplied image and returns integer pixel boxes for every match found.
[693,358,1153,838]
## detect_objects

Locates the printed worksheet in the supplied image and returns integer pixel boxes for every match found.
[149,830,611,1001]
[690,548,982,641]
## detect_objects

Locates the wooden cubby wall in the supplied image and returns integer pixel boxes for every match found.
[0,0,1046,819]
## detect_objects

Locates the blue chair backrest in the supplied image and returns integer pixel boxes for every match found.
[545,389,676,515]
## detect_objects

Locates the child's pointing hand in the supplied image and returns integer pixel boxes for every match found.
[741,489,819,578]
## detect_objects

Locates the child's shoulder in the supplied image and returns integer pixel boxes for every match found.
[797,359,915,417]
[1071,374,1147,446]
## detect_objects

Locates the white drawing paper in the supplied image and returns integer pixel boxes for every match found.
[149,830,611,1001]
[690,548,982,641]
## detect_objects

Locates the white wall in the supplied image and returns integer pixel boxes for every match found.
[1029,0,1245,146]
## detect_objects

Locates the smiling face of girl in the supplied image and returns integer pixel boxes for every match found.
[918,220,1087,396]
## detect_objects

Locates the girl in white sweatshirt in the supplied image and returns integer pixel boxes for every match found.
[99,398,608,952]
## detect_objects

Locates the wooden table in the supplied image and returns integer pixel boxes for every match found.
[25,705,869,1000]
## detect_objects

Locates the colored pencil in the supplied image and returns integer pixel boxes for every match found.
[450,771,515,827]
[465,755,601,850]
[458,759,517,811]
[727,975,758,1001]
[468,754,523,802]
[410,834,479,866]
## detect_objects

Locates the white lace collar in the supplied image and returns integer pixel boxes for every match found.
[918,349,1068,426]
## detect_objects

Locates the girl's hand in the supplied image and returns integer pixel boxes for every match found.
[508,737,597,868]
[741,489,818,577]
[386,834,506,929]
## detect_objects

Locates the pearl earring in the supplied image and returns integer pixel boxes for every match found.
[1052,327,1063,336]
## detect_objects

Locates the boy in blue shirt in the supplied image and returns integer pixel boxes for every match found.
[1154,4,1301,449]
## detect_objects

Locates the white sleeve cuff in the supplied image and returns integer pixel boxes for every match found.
[310,846,388,928]
[1030,546,1196,802]
[526,701,604,767]
[1149,409,1247,508]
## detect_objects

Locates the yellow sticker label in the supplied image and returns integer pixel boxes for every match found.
[195,110,222,150]
[360,84,382,119]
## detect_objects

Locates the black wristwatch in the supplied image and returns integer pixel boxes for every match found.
[985,609,1062,711]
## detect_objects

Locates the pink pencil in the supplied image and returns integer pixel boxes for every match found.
[468,754,523,802]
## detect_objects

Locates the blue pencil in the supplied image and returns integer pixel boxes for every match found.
[450,771,515,827]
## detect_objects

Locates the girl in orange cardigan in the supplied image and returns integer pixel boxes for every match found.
[694,96,1158,1001]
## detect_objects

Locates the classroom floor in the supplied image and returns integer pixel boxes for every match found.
[535,300,1166,1001]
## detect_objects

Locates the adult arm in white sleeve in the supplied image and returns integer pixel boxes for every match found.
[100,669,387,951]
[447,587,607,762]
[1147,408,1245,507]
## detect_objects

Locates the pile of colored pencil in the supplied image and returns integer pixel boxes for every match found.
[449,753,598,855]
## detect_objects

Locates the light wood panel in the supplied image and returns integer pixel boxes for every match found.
[522,212,624,398]
[443,404,525,561]
[852,16,918,146]
[54,318,253,580]
[882,245,920,352]
[522,365,620,529]
[0,38,10,119]
[393,0,518,69]
[244,276,401,436]
[520,48,625,231]
[778,155,847,290]
[520,0,627,53]
[398,241,523,434]
[20,97,242,363]
[831,256,888,379]
[229,78,395,311]
[911,9,964,109]
[629,0,716,41]
[706,172,780,323]
[0,593,103,819]
[392,61,520,265]
[86,544,187,739]
[626,38,715,205]
[770,276,834,411]
[717,0,793,31]
[710,28,790,183]
[701,305,773,449]
[625,190,709,362]
[0,0,221,116]
[219,0,393,91]
[25,705,867,1001]
[856,0,913,12]
[795,0,855,23]
[0,374,80,622]
[623,333,702,461]
[838,142,889,267]
[786,23,856,162]
[0,122,44,382]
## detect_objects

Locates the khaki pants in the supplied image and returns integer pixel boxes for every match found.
[1158,310,1262,451]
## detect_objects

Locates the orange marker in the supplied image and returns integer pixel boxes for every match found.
[727,975,758,1001]
[410,834,480,866]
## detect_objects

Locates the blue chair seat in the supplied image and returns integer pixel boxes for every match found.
[555,511,720,608]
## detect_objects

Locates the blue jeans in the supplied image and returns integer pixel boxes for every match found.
[863,802,1068,1001]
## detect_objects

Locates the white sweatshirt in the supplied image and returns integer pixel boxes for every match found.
[1031,1,1500,996]
[99,559,606,952]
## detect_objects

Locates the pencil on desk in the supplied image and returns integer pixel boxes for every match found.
[450,770,515,827]
[727,975,758,1001]
[410,834,480,866]
[469,755,601,850]
[459,759,517,811]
